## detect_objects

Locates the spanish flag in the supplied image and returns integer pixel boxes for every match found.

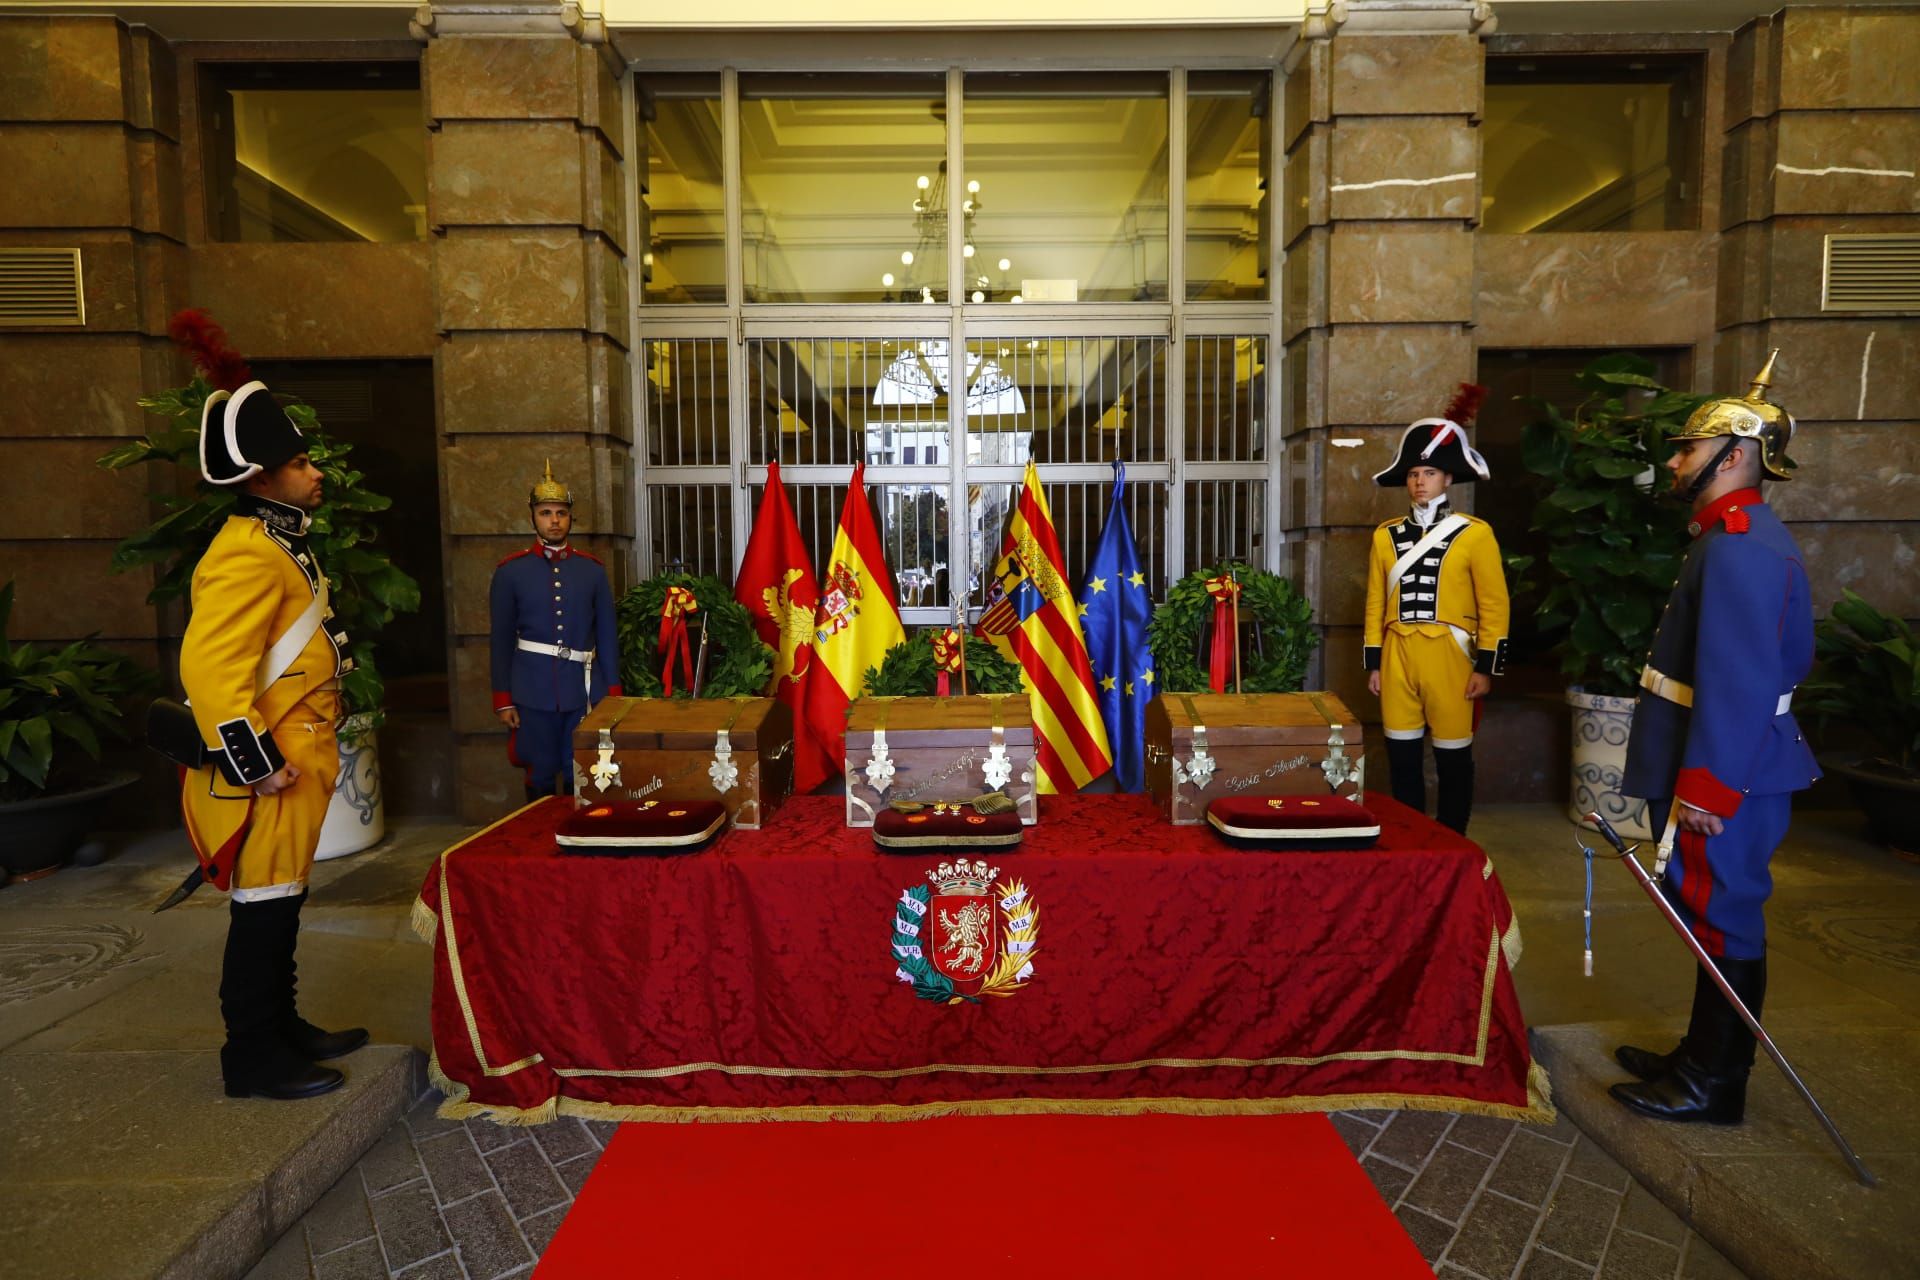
[802,463,906,779]
[976,462,1113,792]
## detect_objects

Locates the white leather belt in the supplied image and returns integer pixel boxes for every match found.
[1640,665,1792,715]
[518,638,595,693]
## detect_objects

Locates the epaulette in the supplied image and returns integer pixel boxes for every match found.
[497,547,537,568]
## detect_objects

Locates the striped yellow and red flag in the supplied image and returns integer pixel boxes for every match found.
[975,461,1113,792]
[802,463,906,778]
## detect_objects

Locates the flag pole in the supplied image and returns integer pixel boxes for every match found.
[1231,567,1243,693]
[955,597,969,697]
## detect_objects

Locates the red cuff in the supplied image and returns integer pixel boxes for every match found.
[606,685,623,697]
[492,691,514,711]
[1675,767,1742,819]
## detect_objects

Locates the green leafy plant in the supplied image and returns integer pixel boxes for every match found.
[97,376,421,739]
[0,581,157,802]
[863,629,1025,697]
[1147,563,1317,694]
[1800,590,1920,775]
[615,574,774,698]
[1516,354,1708,697]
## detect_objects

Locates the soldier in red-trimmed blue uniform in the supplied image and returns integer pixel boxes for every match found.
[1612,352,1820,1125]
[490,461,622,801]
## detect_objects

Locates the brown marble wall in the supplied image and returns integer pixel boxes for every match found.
[421,7,634,822]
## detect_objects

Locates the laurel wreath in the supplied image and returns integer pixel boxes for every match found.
[862,629,1025,697]
[1145,562,1319,694]
[615,573,775,699]
[891,879,1039,1005]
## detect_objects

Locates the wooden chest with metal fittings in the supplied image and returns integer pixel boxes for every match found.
[1143,691,1365,825]
[571,696,793,830]
[843,694,1039,828]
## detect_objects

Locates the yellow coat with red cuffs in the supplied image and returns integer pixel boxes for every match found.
[179,496,345,895]
[1363,508,1511,677]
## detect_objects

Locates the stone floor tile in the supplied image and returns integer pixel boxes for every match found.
[520,1204,569,1256]
[580,1119,619,1149]
[1371,1111,1456,1169]
[405,1091,462,1140]
[531,1118,597,1165]
[417,1129,494,1206]
[312,1238,387,1280]
[1521,1248,1598,1280]
[1442,1187,1540,1280]
[1345,1109,1398,1126]
[1402,1141,1494,1224]
[1677,1235,1747,1280]
[303,1169,376,1258]
[369,1180,453,1272]
[1535,1176,1623,1266]
[443,1190,533,1280]
[1598,1229,1683,1280]
[1330,1111,1380,1157]
[1615,1185,1688,1247]
[1448,1113,1519,1156]
[1565,1135,1632,1193]
[359,1121,427,1195]
[1536,1107,1583,1146]
[465,1118,520,1153]
[1435,1267,1486,1279]
[552,1151,600,1196]
[1362,1155,1415,1205]
[1394,1205,1457,1265]
[485,1138,569,1220]
[1487,1129,1574,1207]
[393,1253,466,1279]
[244,1226,314,1280]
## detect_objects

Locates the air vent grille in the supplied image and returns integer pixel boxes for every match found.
[1823,233,1920,312]
[0,248,85,326]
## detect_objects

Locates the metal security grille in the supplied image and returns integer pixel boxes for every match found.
[648,483,735,578]
[1186,335,1266,461]
[969,480,1167,607]
[1185,478,1266,569]
[0,248,84,326]
[1823,233,1920,312]
[746,336,949,466]
[645,338,731,465]
[964,336,1167,464]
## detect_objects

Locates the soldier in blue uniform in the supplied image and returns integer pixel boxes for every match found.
[1611,352,1820,1125]
[490,461,622,801]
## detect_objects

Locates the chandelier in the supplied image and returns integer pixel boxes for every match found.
[882,163,1019,304]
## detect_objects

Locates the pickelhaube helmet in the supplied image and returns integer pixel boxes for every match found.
[1670,350,1795,481]
[198,380,304,486]
[1374,384,1493,487]
[528,458,573,506]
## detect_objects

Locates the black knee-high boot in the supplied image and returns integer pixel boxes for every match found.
[1385,737,1426,815]
[1610,956,1766,1124]
[220,897,344,1100]
[1615,962,1717,1080]
[1433,745,1475,834]
[276,892,369,1061]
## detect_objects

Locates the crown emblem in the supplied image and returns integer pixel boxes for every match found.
[927,858,998,895]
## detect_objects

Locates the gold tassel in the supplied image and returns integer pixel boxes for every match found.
[410,897,439,945]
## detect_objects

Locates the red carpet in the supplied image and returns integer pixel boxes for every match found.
[536,1113,1431,1279]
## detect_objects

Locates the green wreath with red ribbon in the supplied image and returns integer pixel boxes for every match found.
[1146,562,1318,694]
[862,628,1025,697]
[614,573,774,699]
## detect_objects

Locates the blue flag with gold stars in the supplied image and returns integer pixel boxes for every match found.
[1079,464,1155,792]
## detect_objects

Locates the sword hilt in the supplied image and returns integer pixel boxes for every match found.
[1586,812,1632,856]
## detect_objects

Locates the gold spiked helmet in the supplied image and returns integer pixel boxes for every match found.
[528,458,573,506]
[1670,350,1796,481]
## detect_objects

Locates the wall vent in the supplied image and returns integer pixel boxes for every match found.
[0,248,85,326]
[1823,233,1920,312]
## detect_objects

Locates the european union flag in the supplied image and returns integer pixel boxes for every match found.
[1079,464,1155,792]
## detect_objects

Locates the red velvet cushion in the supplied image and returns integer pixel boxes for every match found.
[556,800,728,855]
[872,805,1024,854]
[1205,795,1381,850]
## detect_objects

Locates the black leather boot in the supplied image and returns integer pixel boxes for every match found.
[221,898,344,1100]
[1385,736,1426,815]
[275,892,369,1061]
[1610,956,1765,1124]
[1615,964,1717,1080]
[1433,745,1474,834]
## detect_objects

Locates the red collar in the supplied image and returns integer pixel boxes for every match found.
[538,542,572,561]
[1688,488,1762,538]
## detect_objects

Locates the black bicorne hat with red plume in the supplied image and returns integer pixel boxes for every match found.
[1373,383,1492,487]
[168,309,304,486]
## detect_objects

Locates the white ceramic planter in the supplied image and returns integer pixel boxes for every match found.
[316,722,385,860]
[1566,688,1655,840]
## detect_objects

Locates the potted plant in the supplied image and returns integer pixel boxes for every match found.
[97,313,420,858]
[0,581,156,882]
[1799,590,1920,854]
[1515,354,1707,838]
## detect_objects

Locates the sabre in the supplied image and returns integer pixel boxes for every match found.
[953,597,969,697]
[1584,811,1877,1188]
[1231,567,1243,694]
[690,612,711,697]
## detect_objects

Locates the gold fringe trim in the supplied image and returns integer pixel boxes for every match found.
[411,896,438,945]
[1501,915,1523,970]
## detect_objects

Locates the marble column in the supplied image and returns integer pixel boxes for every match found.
[1719,6,1920,621]
[419,2,636,820]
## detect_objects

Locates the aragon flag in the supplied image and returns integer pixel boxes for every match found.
[733,460,835,793]
[802,463,907,783]
[975,461,1113,793]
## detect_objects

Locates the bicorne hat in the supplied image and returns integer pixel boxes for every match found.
[198,381,305,486]
[1373,384,1492,487]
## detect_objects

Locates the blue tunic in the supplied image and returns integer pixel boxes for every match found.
[489,544,621,713]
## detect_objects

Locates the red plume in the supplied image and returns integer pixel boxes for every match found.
[166,308,252,393]
[1443,382,1487,426]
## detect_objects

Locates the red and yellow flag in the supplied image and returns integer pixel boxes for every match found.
[802,463,906,779]
[734,460,836,792]
[975,461,1113,792]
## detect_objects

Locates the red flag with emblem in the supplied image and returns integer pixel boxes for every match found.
[734,461,834,792]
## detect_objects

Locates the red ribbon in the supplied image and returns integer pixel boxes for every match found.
[658,586,699,696]
[1204,575,1242,694]
[932,628,963,697]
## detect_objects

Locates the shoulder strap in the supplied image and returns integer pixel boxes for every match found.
[254,573,329,695]
[1385,514,1468,601]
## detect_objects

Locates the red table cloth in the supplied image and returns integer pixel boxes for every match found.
[415,794,1552,1125]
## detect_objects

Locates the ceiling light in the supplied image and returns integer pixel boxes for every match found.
[998,258,1011,272]
[971,290,985,303]
[900,250,914,266]
[917,175,931,190]
[882,272,895,288]
[963,244,975,259]
[967,180,980,194]
[1011,294,1023,304]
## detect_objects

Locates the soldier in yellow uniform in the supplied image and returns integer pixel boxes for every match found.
[180,381,367,1100]
[1364,387,1510,834]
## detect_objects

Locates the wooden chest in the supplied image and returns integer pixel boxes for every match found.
[1144,692,1365,825]
[843,694,1039,827]
[571,697,793,829]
